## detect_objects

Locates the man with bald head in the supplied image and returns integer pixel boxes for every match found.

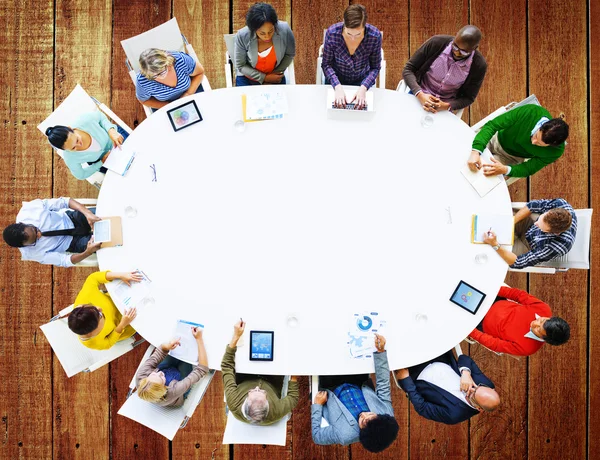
[395,349,499,425]
[402,25,487,114]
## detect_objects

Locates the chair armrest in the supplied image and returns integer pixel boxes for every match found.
[508,266,557,274]
[511,202,527,210]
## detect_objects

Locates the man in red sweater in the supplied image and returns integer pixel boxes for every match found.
[469,285,570,356]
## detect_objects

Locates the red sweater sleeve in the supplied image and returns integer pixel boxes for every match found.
[469,328,526,355]
[499,286,547,308]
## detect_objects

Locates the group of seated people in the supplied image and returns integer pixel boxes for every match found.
[1,0,580,453]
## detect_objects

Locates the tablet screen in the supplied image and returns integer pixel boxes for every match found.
[250,331,274,361]
[449,281,486,314]
[93,220,111,243]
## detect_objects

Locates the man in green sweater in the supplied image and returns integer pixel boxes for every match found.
[467,104,569,178]
[222,320,299,425]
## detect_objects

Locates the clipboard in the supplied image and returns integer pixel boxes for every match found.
[98,216,123,248]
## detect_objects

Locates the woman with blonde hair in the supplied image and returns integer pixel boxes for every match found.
[136,327,209,407]
[135,48,205,111]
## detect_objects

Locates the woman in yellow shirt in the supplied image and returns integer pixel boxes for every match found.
[68,270,142,350]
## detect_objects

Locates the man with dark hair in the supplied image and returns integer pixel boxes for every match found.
[469,285,570,356]
[311,334,399,453]
[2,197,101,267]
[402,25,487,114]
[396,349,499,425]
[483,198,577,270]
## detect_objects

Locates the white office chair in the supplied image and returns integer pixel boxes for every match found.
[37,84,133,190]
[508,202,592,274]
[223,33,296,87]
[396,79,465,118]
[39,305,143,377]
[222,375,291,446]
[117,345,216,440]
[121,18,212,118]
[316,30,386,88]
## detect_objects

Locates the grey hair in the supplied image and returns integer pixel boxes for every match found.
[242,397,269,424]
[138,48,175,79]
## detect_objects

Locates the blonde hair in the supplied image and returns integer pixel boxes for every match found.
[139,48,175,79]
[137,377,168,402]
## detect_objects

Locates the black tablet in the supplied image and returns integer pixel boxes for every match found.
[449,281,486,315]
[166,100,203,132]
[249,331,274,361]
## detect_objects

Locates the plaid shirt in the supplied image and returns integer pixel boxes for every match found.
[333,383,370,421]
[511,198,577,269]
[322,23,382,89]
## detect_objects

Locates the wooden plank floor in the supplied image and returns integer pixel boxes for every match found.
[0,1,597,458]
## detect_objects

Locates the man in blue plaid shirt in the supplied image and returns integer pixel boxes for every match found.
[483,198,577,269]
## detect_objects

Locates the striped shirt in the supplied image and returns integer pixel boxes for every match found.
[333,383,370,421]
[511,198,577,269]
[419,41,474,101]
[322,23,382,89]
[136,51,196,102]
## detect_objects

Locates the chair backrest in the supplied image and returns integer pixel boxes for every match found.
[539,208,593,269]
[222,375,290,446]
[472,94,541,133]
[121,18,188,73]
[118,345,216,440]
[224,33,236,64]
[39,305,135,377]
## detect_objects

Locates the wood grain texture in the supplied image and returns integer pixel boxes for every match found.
[351,0,409,90]
[233,0,291,32]
[0,0,53,459]
[528,1,588,458]
[174,0,230,89]
[109,1,172,458]
[589,0,600,455]
[291,0,347,85]
[52,1,113,458]
[172,371,230,459]
[468,1,529,458]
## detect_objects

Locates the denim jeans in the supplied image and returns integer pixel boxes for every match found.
[157,355,194,398]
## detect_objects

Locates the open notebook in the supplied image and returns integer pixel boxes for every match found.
[471,214,514,245]
[460,149,503,197]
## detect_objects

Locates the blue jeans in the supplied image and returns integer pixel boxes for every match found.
[157,355,194,398]
[151,84,205,113]
[236,75,286,86]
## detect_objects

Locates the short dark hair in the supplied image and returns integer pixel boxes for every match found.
[358,414,399,453]
[544,317,570,346]
[540,117,569,146]
[545,208,573,233]
[343,4,367,29]
[457,25,482,48]
[246,2,278,34]
[45,125,74,150]
[3,223,28,248]
[68,305,101,335]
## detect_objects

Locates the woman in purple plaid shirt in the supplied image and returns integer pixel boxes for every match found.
[322,4,382,110]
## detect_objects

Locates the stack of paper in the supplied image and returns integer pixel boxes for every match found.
[243,90,288,121]
[110,269,152,308]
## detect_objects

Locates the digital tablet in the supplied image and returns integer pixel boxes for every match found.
[166,100,203,132]
[249,331,274,361]
[449,281,486,315]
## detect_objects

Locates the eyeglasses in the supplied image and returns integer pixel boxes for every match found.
[452,42,472,57]
[467,383,490,410]
[151,67,169,80]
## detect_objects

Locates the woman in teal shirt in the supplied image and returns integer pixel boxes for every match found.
[45,111,129,180]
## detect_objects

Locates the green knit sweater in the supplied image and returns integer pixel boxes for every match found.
[472,104,565,178]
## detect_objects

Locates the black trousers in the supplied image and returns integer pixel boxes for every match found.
[65,210,92,253]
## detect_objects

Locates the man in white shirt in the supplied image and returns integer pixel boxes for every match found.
[2,197,101,268]
[395,349,499,425]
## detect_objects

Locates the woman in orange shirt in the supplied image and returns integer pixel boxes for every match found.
[234,3,296,86]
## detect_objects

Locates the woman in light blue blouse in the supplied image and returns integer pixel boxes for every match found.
[135,48,205,111]
[45,111,129,181]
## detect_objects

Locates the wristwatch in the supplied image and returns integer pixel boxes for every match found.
[492,244,501,251]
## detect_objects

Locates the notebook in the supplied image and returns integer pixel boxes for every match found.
[471,214,514,245]
[168,319,204,363]
[460,163,503,197]
[242,90,288,122]
[103,145,136,176]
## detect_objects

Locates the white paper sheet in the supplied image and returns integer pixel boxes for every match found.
[103,145,136,176]
[472,214,514,244]
[245,90,288,120]
[347,312,386,359]
[169,320,204,363]
[110,269,153,308]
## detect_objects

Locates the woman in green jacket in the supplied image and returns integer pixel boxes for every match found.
[45,111,129,180]
[467,104,569,178]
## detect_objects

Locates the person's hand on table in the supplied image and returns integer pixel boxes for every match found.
[192,326,204,341]
[108,127,124,148]
[351,86,368,110]
[264,72,284,84]
[333,85,347,108]
[436,101,451,111]
[395,368,409,380]
[119,271,144,286]
[483,230,498,247]
[161,337,181,352]
[85,237,102,254]
[315,390,328,405]
[374,333,386,352]
[416,92,442,113]
[482,157,509,176]
[119,307,137,327]
[290,375,298,382]
[467,150,482,171]
[460,369,475,393]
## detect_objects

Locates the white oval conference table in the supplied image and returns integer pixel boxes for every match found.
[97,84,511,376]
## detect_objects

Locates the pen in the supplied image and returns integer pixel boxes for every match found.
[240,317,243,325]
[487,227,493,236]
